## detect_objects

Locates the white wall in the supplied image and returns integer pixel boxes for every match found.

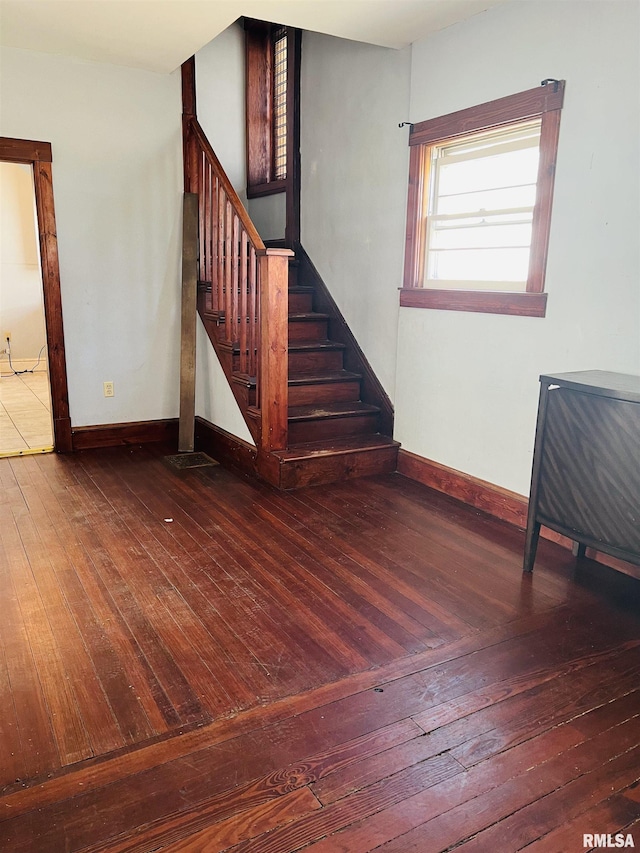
[394,0,640,495]
[0,162,46,361]
[194,22,253,443]
[301,33,411,399]
[248,192,286,242]
[0,46,183,426]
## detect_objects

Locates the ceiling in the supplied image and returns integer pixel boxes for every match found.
[0,0,506,74]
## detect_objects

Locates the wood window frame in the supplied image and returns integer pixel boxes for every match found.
[245,19,289,198]
[244,19,301,247]
[0,137,72,451]
[401,82,565,317]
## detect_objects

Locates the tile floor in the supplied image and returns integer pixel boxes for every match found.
[0,362,54,456]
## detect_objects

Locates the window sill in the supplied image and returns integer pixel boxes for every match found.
[399,288,547,317]
[247,179,287,199]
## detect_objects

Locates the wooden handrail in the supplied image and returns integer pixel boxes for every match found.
[185,116,292,452]
[189,120,264,250]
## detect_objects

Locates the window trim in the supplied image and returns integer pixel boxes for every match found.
[245,18,289,198]
[401,82,565,317]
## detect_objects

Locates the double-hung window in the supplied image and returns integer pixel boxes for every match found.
[401,82,565,317]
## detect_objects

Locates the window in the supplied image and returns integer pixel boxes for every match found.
[245,19,289,196]
[401,82,565,316]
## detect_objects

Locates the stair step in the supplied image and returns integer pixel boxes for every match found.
[288,401,380,444]
[289,340,345,373]
[271,434,400,489]
[288,370,361,386]
[274,433,399,461]
[288,401,380,421]
[288,286,314,313]
[288,312,329,342]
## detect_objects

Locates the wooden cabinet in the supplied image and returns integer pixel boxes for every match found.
[523,370,640,572]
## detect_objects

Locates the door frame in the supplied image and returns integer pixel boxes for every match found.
[0,137,72,451]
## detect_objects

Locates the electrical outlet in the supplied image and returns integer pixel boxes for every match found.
[103,381,114,398]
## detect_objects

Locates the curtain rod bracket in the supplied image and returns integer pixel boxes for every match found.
[398,122,414,129]
[541,78,560,92]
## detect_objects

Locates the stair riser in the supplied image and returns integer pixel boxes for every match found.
[288,266,299,288]
[289,292,313,313]
[288,319,328,342]
[289,350,344,373]
[278,446,399,489]
[288,381,361,407]
[288,413,379,444]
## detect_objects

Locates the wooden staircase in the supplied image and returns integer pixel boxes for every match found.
[182,57,397,489]
[198,246,399,489]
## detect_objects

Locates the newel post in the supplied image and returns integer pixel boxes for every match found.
[259,249,293,452]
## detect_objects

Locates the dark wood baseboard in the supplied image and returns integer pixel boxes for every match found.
[397,448,640,579]
[398,448,527,528]
[194,416,258,476]
[71,419,179,450]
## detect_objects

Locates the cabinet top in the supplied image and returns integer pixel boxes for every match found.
[540,370,640,403]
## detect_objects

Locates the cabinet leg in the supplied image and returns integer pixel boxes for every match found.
[523,521,541,573]
[572,541,587,558]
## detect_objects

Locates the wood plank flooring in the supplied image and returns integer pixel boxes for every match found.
[0,443,638,852]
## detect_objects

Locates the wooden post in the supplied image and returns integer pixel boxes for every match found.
[179,193,198,452]
[259,249,292,452]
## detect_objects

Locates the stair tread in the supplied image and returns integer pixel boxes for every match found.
[273,433,399,461]
[288,370,361,385]
[289,340,345,351]
[288,401,380,421]
[288,286,314,293]
[288,312,330,320]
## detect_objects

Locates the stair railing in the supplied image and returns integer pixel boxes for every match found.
[184,118,291,453]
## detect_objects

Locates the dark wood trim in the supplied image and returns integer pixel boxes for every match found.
[181,55,196,117]
[1,138,72,452]
[285,27,302,248]
[245,19,274,191]
[402,145,428,291]
[409,81,565,146]
[399,288,548,317]
[194,416,258,476]
[71,419,179,450]
[0,137,52,164]
[398,448,640,578]
[246,179,287,199]
[398,449,527,528]
[181,58,197,194]
[296,242,395,437]
[527,107,562,294]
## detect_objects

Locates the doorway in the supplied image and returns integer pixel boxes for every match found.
[0,137,72,453]
[1,161,54,456]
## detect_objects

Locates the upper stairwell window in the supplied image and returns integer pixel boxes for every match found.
[245,19,289,197]
[401,81,565,317]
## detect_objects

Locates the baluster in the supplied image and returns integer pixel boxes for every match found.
[198,150,205,289]
[249,245,257,389]
[231,214,240,351]
[217,187,225,320]
[224,199,233,343]
[212,176,219,312]
[239,233,249,375]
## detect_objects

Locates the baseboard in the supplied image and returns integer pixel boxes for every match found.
[194,416,258,477]
[71,419,178,450]
[397,448,640,579]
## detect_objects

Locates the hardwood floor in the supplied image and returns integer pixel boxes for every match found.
[0,444,638,852]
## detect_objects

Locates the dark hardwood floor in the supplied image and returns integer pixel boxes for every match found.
[0,444,638,852]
